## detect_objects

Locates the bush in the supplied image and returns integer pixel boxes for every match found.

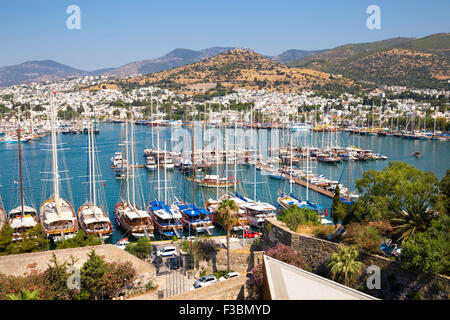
[343,223,383,254]
[266,243,309,270]
[313,225,336,240]
[125,238,152,260]
[199,266,207,277]
[431,281,444,294]
[278,205,320,231]
[401,232,449,275]
[248,243,309,299]
[55,230,101,249]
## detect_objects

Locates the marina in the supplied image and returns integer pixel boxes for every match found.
[0,121,447,244]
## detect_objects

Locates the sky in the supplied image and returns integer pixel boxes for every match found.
[0,0,449,70]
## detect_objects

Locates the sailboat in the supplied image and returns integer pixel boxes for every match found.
[114,113,154,238]
[204,126,249,232]
[277,135,319,211]
[77,120,113,239]
[175,114,214,234]
[148,136,183,238]
[228,113,276,228]
[40,91,79,241]
[8,123,39,241]
[112,124,127,179]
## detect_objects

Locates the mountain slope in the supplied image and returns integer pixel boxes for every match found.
[103,47,234,78]
[0,60,90,87]
[272,49,327,64]
[290,33,450,88]
[115,49,354,93]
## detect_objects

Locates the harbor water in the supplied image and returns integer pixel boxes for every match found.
[0,123,448,244]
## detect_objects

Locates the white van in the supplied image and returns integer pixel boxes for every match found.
[156,246,177,257]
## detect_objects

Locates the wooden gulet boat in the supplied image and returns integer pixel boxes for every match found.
[114,114,154,239]
[204,133,249,232]
[148,135,183,238]
[8,123,39,241]
[77,119,113,240]
[40,90,78,241]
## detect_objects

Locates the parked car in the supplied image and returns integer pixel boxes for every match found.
[193,275,218,289]
[156,246,177,257]
[219,272,239,281]
[244,230,260,238]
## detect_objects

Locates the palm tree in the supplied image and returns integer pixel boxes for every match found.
[216,199,239,273]
[390,209,433,243]
[6,289,41,300]
[326,244,364,287]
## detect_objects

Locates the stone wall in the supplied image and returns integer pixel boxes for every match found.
[0,244,156,283]
[261,218,449,300]
[167,275,247,300]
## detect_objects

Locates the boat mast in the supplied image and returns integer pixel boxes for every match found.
[17,120,25,217]
[157,126,161,200]
[164,141,167,203]
[234,120,237,192]
[306,145,309,202]
[191,108,195,205]
[289,131,293,195]
[50,91,61,212]
[125,120,130,203]
[216,131,219,200]
[130,112,136,205]
[150,91,154,148]
[225,127,228,195]
[88,116,92,204]
[91,117,97,207]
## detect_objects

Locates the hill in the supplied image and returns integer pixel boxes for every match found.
[0,60,90,87]
[272,49,328,64]
[290,33,450,89]
[114,49,354,93]
[102,47,234,78]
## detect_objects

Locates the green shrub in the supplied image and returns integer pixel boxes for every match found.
[431,281,444,294]
[343,223,383,254]
[200,266,207,277]
[125,238,152,260]
[401,232,449,274]
[278,205,320,231]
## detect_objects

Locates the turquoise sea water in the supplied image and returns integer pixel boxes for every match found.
[0,123,448,244]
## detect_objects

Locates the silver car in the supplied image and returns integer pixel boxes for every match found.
[193,275,217,289]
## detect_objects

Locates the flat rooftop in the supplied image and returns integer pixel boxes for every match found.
[263,255,378,300]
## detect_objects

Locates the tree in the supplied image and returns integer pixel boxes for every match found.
[326,244,364,287]
[100,261,136,299]
[354,161,440,241]
[125,237,152,260]
[331,185,348,225]
[216,199,239,273]
[44,253,79,300]
[6,289,41,300]
[278,205,320,231]
[401,232,449,275]
[437,169,450,215]
[80,250,107,299]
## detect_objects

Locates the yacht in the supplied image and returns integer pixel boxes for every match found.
[40,91,78,241]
